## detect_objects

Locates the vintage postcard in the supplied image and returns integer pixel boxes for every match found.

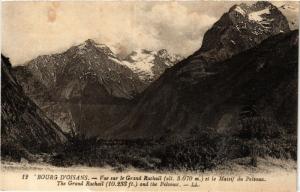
[1,1,299,191]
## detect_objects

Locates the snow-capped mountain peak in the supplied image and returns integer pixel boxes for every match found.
[183,1,290,78]
[122,49,182,81]
[122,50,156,80]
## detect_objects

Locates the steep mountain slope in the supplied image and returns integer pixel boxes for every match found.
[106,2,296,139]
[108,30,298,139]
[1,55,67,160]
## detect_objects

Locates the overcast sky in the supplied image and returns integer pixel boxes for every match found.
[2,1,298,65]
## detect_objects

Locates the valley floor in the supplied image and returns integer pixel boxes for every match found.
[1,157,296,191]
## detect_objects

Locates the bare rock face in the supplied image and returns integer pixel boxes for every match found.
[1,55,67,161]
[106,2,296,139]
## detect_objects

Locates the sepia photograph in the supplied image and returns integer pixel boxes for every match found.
[1,1,299,191]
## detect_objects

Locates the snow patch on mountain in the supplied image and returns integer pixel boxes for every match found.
[121,49,183,81]
[235,6,246,16]
[248,7,271,22]
[122,50,156,80]
[108,57,125,66]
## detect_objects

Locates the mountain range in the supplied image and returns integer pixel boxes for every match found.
[13,39,181,136]
[104,1,297,139]
[10,1,298,141]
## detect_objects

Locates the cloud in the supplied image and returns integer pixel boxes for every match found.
[132,2,218,55]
